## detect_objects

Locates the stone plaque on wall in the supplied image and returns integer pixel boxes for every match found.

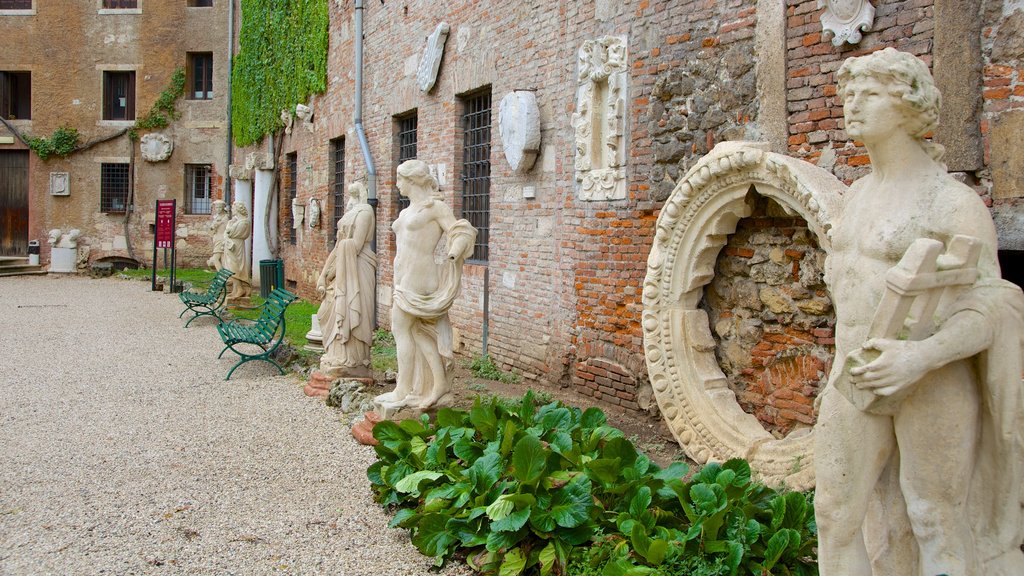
[140,133,173,162]
[573,35,628,201]
[49,172,69,196]
[417,22,450,92]
[818,0,874,46]
[498,90,541,173]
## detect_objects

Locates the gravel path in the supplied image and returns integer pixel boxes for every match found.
[0,275,471,576]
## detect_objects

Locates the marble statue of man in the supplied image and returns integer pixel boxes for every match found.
[375,159,476,413]
[814,47,1024,576]
[316,182,377,378]
[206,200,229,271]
[222,202,252,301]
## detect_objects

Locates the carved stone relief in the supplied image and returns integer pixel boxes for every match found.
[49,172,69,196]
[295,104,314,133]
[574,35,628,201]
[139,133,173,162]
[229,164,253,181]
[417,22,450,92]
[642,141,845,490]
[818,0,875,46]
[498,90,541,173]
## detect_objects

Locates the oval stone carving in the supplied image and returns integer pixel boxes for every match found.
[498,91,541,173]
[140,133,173,162]
[417,22,450,93]
[642,141,846,490]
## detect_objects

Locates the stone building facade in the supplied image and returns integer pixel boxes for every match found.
[0,1,231,269]
[234,0,1022,430]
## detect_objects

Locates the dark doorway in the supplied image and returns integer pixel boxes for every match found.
[998,250,1024,290]
[0,150,29,256]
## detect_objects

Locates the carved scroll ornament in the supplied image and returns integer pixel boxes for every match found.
[574,36,627,201]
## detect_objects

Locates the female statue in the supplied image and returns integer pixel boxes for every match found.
[316,182,377,378]
[375,160,476,411]
[206,200,229,271]
[222,201,252,301]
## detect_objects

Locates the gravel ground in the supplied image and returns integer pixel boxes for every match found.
[0,275,472,576]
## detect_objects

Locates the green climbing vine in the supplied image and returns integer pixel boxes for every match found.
[129,66,187,140]
[25,127,81,160]
[231,0,329,147]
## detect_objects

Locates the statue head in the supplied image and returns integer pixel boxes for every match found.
[211,199,227,216]
[396,159,440,200]
[232,201,249,218]
[837,48,941,145]
[348,182,368,205]
[47,229,61,245]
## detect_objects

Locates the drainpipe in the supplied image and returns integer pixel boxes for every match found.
[354,0,379,327]
[225,0,235,206]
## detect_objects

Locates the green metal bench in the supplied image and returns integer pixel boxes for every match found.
[215,287,298,380]
[178,268,234,327]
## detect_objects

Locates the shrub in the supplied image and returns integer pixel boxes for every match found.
[368,393,817,575]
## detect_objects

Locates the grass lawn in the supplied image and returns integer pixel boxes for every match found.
[229,295,317,352]
[120,267,218,290]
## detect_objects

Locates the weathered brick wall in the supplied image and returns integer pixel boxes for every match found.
[701,196,834,436]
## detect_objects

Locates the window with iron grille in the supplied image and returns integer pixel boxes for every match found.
[0,1,32,10]
[395,113,417,213]
[187,0,213,6]
[185,164,211,215]
[461,91,491,262]
[187,52,213,100]
[0,71,30,120]
[287,152,297,245]
[330,137,345,243]
[100,163,130,213]
[102,71,135,120]
[102,0,137,8]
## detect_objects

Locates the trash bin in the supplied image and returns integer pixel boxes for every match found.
[259,258,284,298]
[27,240,40,266]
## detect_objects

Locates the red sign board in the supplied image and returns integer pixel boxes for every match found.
[155,200,176,248]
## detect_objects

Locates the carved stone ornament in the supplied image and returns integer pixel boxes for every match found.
[229,164,253,181]
[49,172,70,196]
[417,22,450,92]
[818,0,875,46]
[245,151,274,171]
[498,91,541,173]
[642,141,845,490]
[295,104,314,133]
[139,133,173,162]
[574,36,628,201]
[308,197,321,228]
[281,108,294,135]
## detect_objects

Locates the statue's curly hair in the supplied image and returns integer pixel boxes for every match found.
[837,47,944,161]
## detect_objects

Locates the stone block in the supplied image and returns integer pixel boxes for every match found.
[990,110,1024,200]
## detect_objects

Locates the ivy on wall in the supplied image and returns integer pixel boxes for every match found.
[231,0,330,147]
[130,67,187,141]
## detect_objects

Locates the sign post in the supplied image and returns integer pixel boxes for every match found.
[152,199,177,291]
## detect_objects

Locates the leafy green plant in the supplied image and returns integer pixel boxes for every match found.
[470,354,521,384]
[129,67,186,140]
[372,329,398,372]
[231,0,329,146]
[369,394,818,576]
[25,126,80,160]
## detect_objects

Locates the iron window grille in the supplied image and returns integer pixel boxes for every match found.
[461,91,491,262]
[330,137,345,243]
[0,1,32,10]
[100,163,130,213]
[0,71,30,120]
[395,113,417,213]
[103,71,135,121]
[187,0,213,6]
[287,152,297,245]
[185,164,212,215]
[188,53,213,100]
[102,0,137,8]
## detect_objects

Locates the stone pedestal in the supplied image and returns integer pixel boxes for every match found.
[49,247,77,273]
[304,313,324,352]
[303,371,334,398]
[351,411,382,446]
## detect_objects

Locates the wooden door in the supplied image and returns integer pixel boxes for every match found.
[0,150,29,256]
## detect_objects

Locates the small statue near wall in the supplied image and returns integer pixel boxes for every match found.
[375,159,477,414]
[316,182,377,379]
[206,200,229,271]
[814,48,1024,576]
[222,202,252,302]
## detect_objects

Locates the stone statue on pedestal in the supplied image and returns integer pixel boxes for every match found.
[222,202,252,302]
[814,48,1024,576]
[206,200,229,271]
[316,182,377,378]
[375,159,476,413]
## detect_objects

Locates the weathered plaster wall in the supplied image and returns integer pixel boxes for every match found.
[0,1,231,268]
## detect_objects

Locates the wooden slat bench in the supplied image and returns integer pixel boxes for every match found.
[215,287,298,380]
[178,268,234,327]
